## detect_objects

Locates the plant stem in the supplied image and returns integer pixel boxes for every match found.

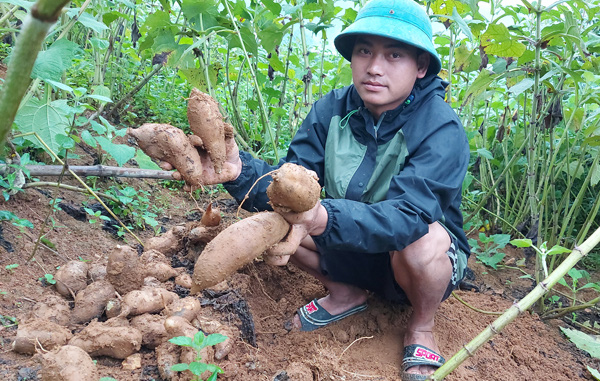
[429,226,600,380]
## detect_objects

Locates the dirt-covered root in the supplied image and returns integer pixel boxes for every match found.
[68,317,142,359]
[12,319,72,354]
[196,316,237,360]
[128,123,205,188]
[40,345,98,381]
[140,249,179,282]
[165,315,215,381]
[200,203,221,226]
[130,313,169,349]
[28,295,71,326]
[188,225,223,244]
[106,245,144,294]
[156,341,182,381]
[266,162,321,213]
[87,263,107,282]
[54,260,89,298]
[119,287,179,317]
[186,88,234,174]
[144,225,186,256]
[175,273,193,289]
[70,279,116,324]
[166,296,201,322]
[191,212,290,293]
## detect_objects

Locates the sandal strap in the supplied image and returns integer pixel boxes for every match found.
[402,344,445,372]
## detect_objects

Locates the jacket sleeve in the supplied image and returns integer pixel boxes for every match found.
[223,96,331,212]
[312,110,469,254]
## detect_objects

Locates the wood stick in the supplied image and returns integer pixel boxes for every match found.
[0,164,176,180]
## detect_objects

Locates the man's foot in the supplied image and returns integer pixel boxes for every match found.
[289,291,368,331]
[402,329,443,377]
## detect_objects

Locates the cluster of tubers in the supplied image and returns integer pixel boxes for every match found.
[128,89,323,294]
[12,205,235,381]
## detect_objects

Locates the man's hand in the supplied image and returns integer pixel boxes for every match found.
[161,134,242,188]
[275,201,328,237]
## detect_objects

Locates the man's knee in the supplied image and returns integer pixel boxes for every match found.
[391,222,451,269]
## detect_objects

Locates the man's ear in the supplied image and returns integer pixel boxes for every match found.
[416,53,430,78]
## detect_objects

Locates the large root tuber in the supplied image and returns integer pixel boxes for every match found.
[40,345,99,381]
[12,319,72,354]
[140,249,179,282]
[128,123,204,187]
[144,225,186,256]
[68,317,142,359]
[191,212,290,293]
[71,279,116,324]
[54,260,89,298]
[130,313,169,348]
[187,88,233,173]
[29,295,71,326]
[106,245,144,294]
[119,287,179,317]
[266,162,321,213]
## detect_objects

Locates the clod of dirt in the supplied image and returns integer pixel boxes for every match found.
[12,319,72,354]
[144,225,186,257]
[68,317,142,359]
[130,314,168,349]
[122,353,142,371]
[187,88,234,174]
[40,345,98,381]
[71,279,116,324]
[29,295,71,326]
[266,163,321,213]
[191,212,290,292]
[128,123,205,187]
[285,362,313,381]
[140,249,179,281]
[54,260,89,298]
[106,245,144,294]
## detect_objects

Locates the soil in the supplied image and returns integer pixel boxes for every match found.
[0,159,598,380]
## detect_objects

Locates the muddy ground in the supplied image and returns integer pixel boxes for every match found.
[0,168,598,381]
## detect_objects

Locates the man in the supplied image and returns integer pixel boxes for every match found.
[175,0,470,379]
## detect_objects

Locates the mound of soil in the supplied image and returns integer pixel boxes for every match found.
[0,174,598,381]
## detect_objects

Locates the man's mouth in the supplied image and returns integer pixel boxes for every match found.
[363,81,385,90]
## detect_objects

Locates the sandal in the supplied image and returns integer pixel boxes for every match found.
[295,298,368,332]
[401,344,445,381]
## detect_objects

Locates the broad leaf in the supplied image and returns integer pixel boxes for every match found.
[169,336,193,346]
[588,366,600,380]
[188,362,208,375]
[560,327,600,359]
[510,238,533,248]
[170,363,189,371]
[95,137,136,167]
[509,78,534,96]
[0,0,33,9]
[481,24,526,58]
[14,98,70,156]
[67,9,109,33]
[31,39,80,82]
[204,333,228,347]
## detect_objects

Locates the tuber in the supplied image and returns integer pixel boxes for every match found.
[118,287,178,317]
[71,279,115,324]
[128,123,204,188]
[166,296,201,322]
[191,162,322,292]
[130,313,169,348]
[200,203,221,227]
[12,319,72,354]
[40,345,98,381]
[68,317,142,359]
[29,295,71,326]
[186,88,234,173]
[144,225,186,257]
[140,249,179,282]
[191,212,290,293]
[54,260,89,298]
[266,162,321,213]
[106,245,144,294]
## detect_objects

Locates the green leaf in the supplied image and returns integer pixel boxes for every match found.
[509,78,534,96]
[31,39,80,82]
[188,361,209,376]
[192,331,205,348]
[476,148,493,159]
[170,363,190,371]
[545,245,571,256]
[169,336,193,346]
[133,150,161,170]
[204,333,228,347]
[451,7,473,41]
[66,9,109,33]
[85,94,113,104]
[261,0,281,15]
[99,378,118,381]
[587,366,600,380]
[591,161,600,187]
[0,0,33,9]
[95,137,136,167]
[481,24,527,57]
[14,98,70,156]
[510,238,533,248]
[477,252,505,269]
[560,327,600,359]
[45,79,73,92]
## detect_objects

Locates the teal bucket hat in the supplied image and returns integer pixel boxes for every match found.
[334,0,442,77]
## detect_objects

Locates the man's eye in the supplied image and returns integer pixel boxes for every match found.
[391,52,401,58]
[359,48,370,55]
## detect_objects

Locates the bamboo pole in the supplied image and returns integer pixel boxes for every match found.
[0,164,175,179]
[0,0,71,149]
[428,226,600,380]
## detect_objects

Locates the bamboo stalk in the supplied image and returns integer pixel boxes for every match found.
[0,0,71,149]
[0,164,176,179]
[428,226,600,380]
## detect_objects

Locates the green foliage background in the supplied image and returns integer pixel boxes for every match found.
[1,0,599,263]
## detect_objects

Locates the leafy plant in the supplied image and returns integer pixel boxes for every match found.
[103,185,160,233]
[469,233,511,269]
[169,331,227,381]
[4,264,18,273]
[39,273,56,285]
[558,268,600,304]
[0,314,18,328]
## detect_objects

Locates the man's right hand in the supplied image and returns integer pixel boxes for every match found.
[160,134,242,189]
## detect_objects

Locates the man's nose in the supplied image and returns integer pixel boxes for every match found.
[366,54,384,75]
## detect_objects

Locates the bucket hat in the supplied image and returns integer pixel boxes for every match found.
[334,0,442,76]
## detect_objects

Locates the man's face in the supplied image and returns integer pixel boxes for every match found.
[351,35,430,120]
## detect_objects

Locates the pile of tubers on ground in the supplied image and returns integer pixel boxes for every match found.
[129,88,322,294]
[12,204,235,381]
